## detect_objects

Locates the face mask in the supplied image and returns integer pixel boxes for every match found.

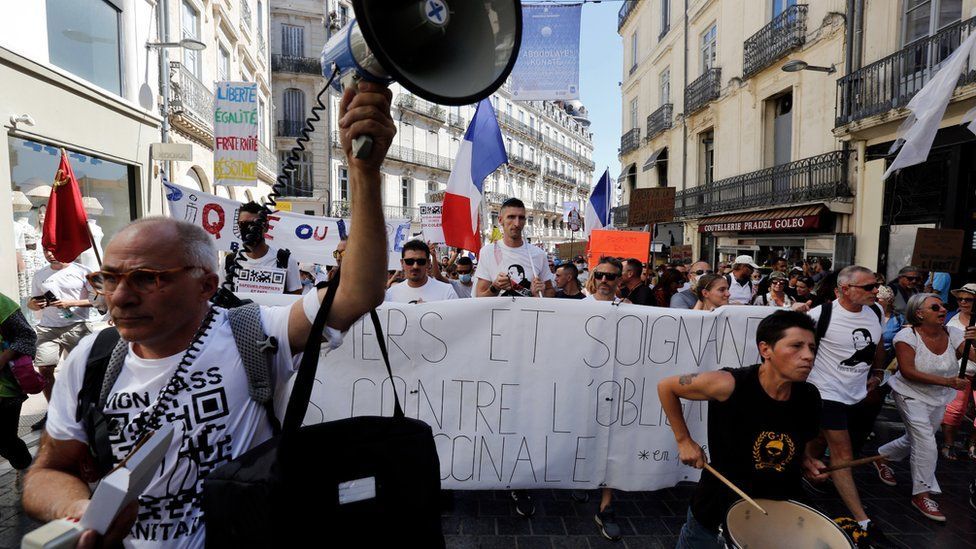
[239,221,265,244]
[459,273,472,284]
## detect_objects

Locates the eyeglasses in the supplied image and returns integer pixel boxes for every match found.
[402,258,428,266]
[593,271,620,281]
[904,276,922,282]
[693,269,713,276]
[929,303,947,312]
[86,266,203,296]
[848,283,880,291]
[770,280,786,285]
[958,297,975,303]
[333,249,344,259]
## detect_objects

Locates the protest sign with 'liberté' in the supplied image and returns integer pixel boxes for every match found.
[164,183,409,270]
[307,298,774,491]
[214,81,259,187]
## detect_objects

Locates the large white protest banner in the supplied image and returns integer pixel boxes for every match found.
[308,299,774,491]
[164,183,409,269]
[214,81,259,187]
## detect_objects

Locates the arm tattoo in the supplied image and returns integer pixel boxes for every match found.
[679,373,698,386]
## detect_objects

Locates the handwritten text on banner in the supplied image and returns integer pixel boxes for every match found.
[214,81,259,187]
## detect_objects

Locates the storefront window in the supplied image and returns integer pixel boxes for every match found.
[8,137,135,306]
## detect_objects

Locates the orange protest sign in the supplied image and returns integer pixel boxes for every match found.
[587,229,651,268]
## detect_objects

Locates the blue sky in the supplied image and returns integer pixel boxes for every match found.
[578,2,622,184]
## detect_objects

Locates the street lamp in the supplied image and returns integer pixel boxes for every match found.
[781,60,835,74]
[146,33,207,207]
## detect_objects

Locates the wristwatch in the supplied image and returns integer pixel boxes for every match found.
[489,284,500,294]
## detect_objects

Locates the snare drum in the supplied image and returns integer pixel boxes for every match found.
[723,499,853,548]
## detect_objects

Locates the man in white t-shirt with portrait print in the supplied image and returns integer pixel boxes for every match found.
[385,240,458,303]
[474,198,554,299]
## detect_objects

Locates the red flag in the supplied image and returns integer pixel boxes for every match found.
[42,150,91,263]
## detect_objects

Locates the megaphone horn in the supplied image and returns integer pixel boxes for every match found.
[322,0,523,158]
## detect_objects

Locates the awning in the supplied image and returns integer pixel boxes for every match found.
[617,163,636,186]
[642,147,666,171]
[698,204,829,234]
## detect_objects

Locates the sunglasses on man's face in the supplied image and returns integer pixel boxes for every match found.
[402,258,428,267]
[693,269,713,276]
[593,271,620,281]
[848,283,880,291]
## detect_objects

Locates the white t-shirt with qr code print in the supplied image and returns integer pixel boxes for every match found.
[45,305,309,548]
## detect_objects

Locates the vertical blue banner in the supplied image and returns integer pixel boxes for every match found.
[510,4,582,101]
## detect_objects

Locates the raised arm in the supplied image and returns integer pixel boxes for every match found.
[657,371,735,468]
[288,82,395,348]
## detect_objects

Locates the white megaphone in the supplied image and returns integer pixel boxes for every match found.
[321,0,523,158]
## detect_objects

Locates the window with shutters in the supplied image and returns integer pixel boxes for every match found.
[281,24,304,57]
[182,1,201,78]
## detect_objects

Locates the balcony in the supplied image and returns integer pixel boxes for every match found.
[168,62,214,139]
[332,201,420,222]
[685,68,722,115]
[646,104,673,140]
[612,205,630,228]
[258,142,276,181]
[743,5,808,78]
[258,36,267,59]
[330,131,454,171]
[240,0,252,34]
[544,169,576,187]
[448,113,466,130]
[276,120,303,138]
[271,54,321,75]
[673,150,851,218]
[396,94,446,122]
[836,15,976,127]
[485,191,510,204]
[618,0,642,31]
[497,111,544,141]
[509,156,540,172]
[619,128,641,155]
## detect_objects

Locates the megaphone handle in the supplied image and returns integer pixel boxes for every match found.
[340,71,375,159]
[352,135,374,159]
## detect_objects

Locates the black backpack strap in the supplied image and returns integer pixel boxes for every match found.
[77,327,126,477]
[869,303,883,324]
[276,248,291,270]
[224,250,239,283]
[815,301,833,347]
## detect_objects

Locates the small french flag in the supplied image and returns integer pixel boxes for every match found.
[441,99,507,256]
[584,169,612,237]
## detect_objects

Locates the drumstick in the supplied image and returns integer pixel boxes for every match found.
[821,454,887,472]
[703,463,768,515]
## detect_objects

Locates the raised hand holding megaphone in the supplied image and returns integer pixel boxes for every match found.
[322,0,523,159]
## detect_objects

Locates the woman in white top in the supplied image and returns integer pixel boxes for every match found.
[692,274,730,312]
[876,293,976,522]
[940,283,976,459]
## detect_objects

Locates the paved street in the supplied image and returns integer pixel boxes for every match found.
[3,409,976,548]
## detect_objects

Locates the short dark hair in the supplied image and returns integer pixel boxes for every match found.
[500,197,525,211]
[596,256,623,273]
[624,258,643,275]
[240,201,265,215]
[401,239,430,258]
[557,262,579,278]
[456,256,473,267]
[796,276,815,288]
[819,257,833,270]
[755,310,816,350]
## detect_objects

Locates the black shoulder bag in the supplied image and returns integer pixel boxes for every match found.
[201,273,444,547]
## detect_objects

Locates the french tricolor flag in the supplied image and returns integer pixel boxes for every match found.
[584,169,612,237]
[441,99,507,255]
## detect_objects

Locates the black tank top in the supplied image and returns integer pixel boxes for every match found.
[690,364,822,531]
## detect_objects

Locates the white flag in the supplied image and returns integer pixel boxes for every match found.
[884,30,976,178]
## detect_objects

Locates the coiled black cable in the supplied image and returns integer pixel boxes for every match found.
[213,66,341,308]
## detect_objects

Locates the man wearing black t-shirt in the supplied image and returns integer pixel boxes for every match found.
[658,311,828,548]
[618,258,653,305]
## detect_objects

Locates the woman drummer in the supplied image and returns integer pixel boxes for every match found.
[658,310,829,548]
[875,293,976,522]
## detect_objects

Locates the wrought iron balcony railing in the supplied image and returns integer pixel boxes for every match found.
[271,54,321,75]
[330,131,454,171]
[646,103,673,140]
[612,205,630,227]
[685,68,722,115]
[836,15,976,126]
[396,94,446,122]
[448,113,466,129]
[618,0,642,30]
[673,150,851,218]
[258,36,267,59]
[258,142,276,178]
[240,0,252,33]
[485,191,510,204]
[544,169,576,187]
[743,5,808,78]
[168,62,214,134]
[276,120,304,137]
[619,128,641,155]
[509,156,540,172]
[497,111,544,141]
